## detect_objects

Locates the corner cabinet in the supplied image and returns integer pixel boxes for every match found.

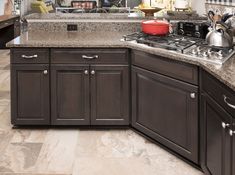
[201,70,235,175]
[131,50,199,164]
[11,49,50,125]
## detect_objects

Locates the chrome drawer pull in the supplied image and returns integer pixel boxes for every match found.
[222,122,230,129]
[223,95,235,109]
[21,54,38,59]
[82,55,98,60]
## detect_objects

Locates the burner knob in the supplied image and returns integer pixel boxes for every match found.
[197,47,201,53]
[218,50,223,57]
[178,29,184,35]
[194,32,201,38]
[192,49,197,55]
[203,51,209,57]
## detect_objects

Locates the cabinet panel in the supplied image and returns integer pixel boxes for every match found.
[132,50,198,85]
[132,66,198,163]
[51,49,128,64]
[90,65,129,125]
[11,64,50,125]
[11,49,49,64]
[201,70,235,117]
[51,65,90,125]
[201,94,232,175]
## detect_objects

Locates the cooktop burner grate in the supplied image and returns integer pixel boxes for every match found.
[122,32,235,65]
[123,32,203,53]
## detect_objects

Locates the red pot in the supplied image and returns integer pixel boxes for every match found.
[142,20,170,35]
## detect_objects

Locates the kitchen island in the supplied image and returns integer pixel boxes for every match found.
[7,29,235,175]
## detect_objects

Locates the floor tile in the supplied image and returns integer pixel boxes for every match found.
[34,130,79,174]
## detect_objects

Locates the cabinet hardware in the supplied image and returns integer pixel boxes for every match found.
[190,93,196,99]
[21,55,38,59]
[43,70,48,75]
[84,70,89,75]
[91,70,95,75]
[223,95,235,109]
[222,122,230,129]
[229,129,235,136]
[82,55,99,60]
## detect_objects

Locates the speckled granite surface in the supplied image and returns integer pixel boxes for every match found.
[27,21,141,32]
[7,31,235,92]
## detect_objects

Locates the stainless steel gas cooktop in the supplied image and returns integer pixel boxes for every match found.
[123,32,235,65]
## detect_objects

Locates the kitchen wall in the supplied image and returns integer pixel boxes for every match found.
[0,0,13,16]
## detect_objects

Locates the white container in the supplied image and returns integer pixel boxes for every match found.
[174,0,189,9]
[0,0,6,16]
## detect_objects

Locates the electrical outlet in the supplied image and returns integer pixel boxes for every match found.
[67,24,78,31]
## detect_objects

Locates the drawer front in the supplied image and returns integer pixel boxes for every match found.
[51,49,128,64]
[201,70,235,117]
[132,50,198,85]
[11,49,49,64]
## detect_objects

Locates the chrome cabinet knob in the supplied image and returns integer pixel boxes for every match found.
[190,93,196,99]
[84,70,89,75]
[43,70,48,75]
[229,129,235,136]
[91,70,95,75]
[222,122,230,129]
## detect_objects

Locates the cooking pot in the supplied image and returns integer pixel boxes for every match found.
[142,20,170,35]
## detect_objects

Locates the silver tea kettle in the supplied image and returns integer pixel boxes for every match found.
[206,21,234,48]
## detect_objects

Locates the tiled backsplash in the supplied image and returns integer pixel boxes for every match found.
[205,3,235,14]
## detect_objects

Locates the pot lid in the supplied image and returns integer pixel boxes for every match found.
[142,20,169,26]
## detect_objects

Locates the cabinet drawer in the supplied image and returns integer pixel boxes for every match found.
[11,49,49,64]
[51,49,128,64]
[132,50,198,85]
[201,70,235,117]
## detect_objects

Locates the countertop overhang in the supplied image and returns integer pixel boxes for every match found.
[7,31,235,92]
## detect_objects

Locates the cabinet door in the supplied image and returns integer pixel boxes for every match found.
[201,94,233,175]
[51,65,90,125]
[90,65,129,125]
[11,64,50,125]
[132,66,198,163]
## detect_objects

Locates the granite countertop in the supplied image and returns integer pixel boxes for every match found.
[7,31,235,92]
[0,15,19,22]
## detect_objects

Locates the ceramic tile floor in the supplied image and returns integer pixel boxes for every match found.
[0,50,204,175]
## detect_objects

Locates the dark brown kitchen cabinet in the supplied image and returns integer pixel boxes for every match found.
[51,65,90,125]
[201,70,235,175]
[200,93,233,175]
[132,66,199,164]
[11,64,50,125]
[90,65,129,125]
